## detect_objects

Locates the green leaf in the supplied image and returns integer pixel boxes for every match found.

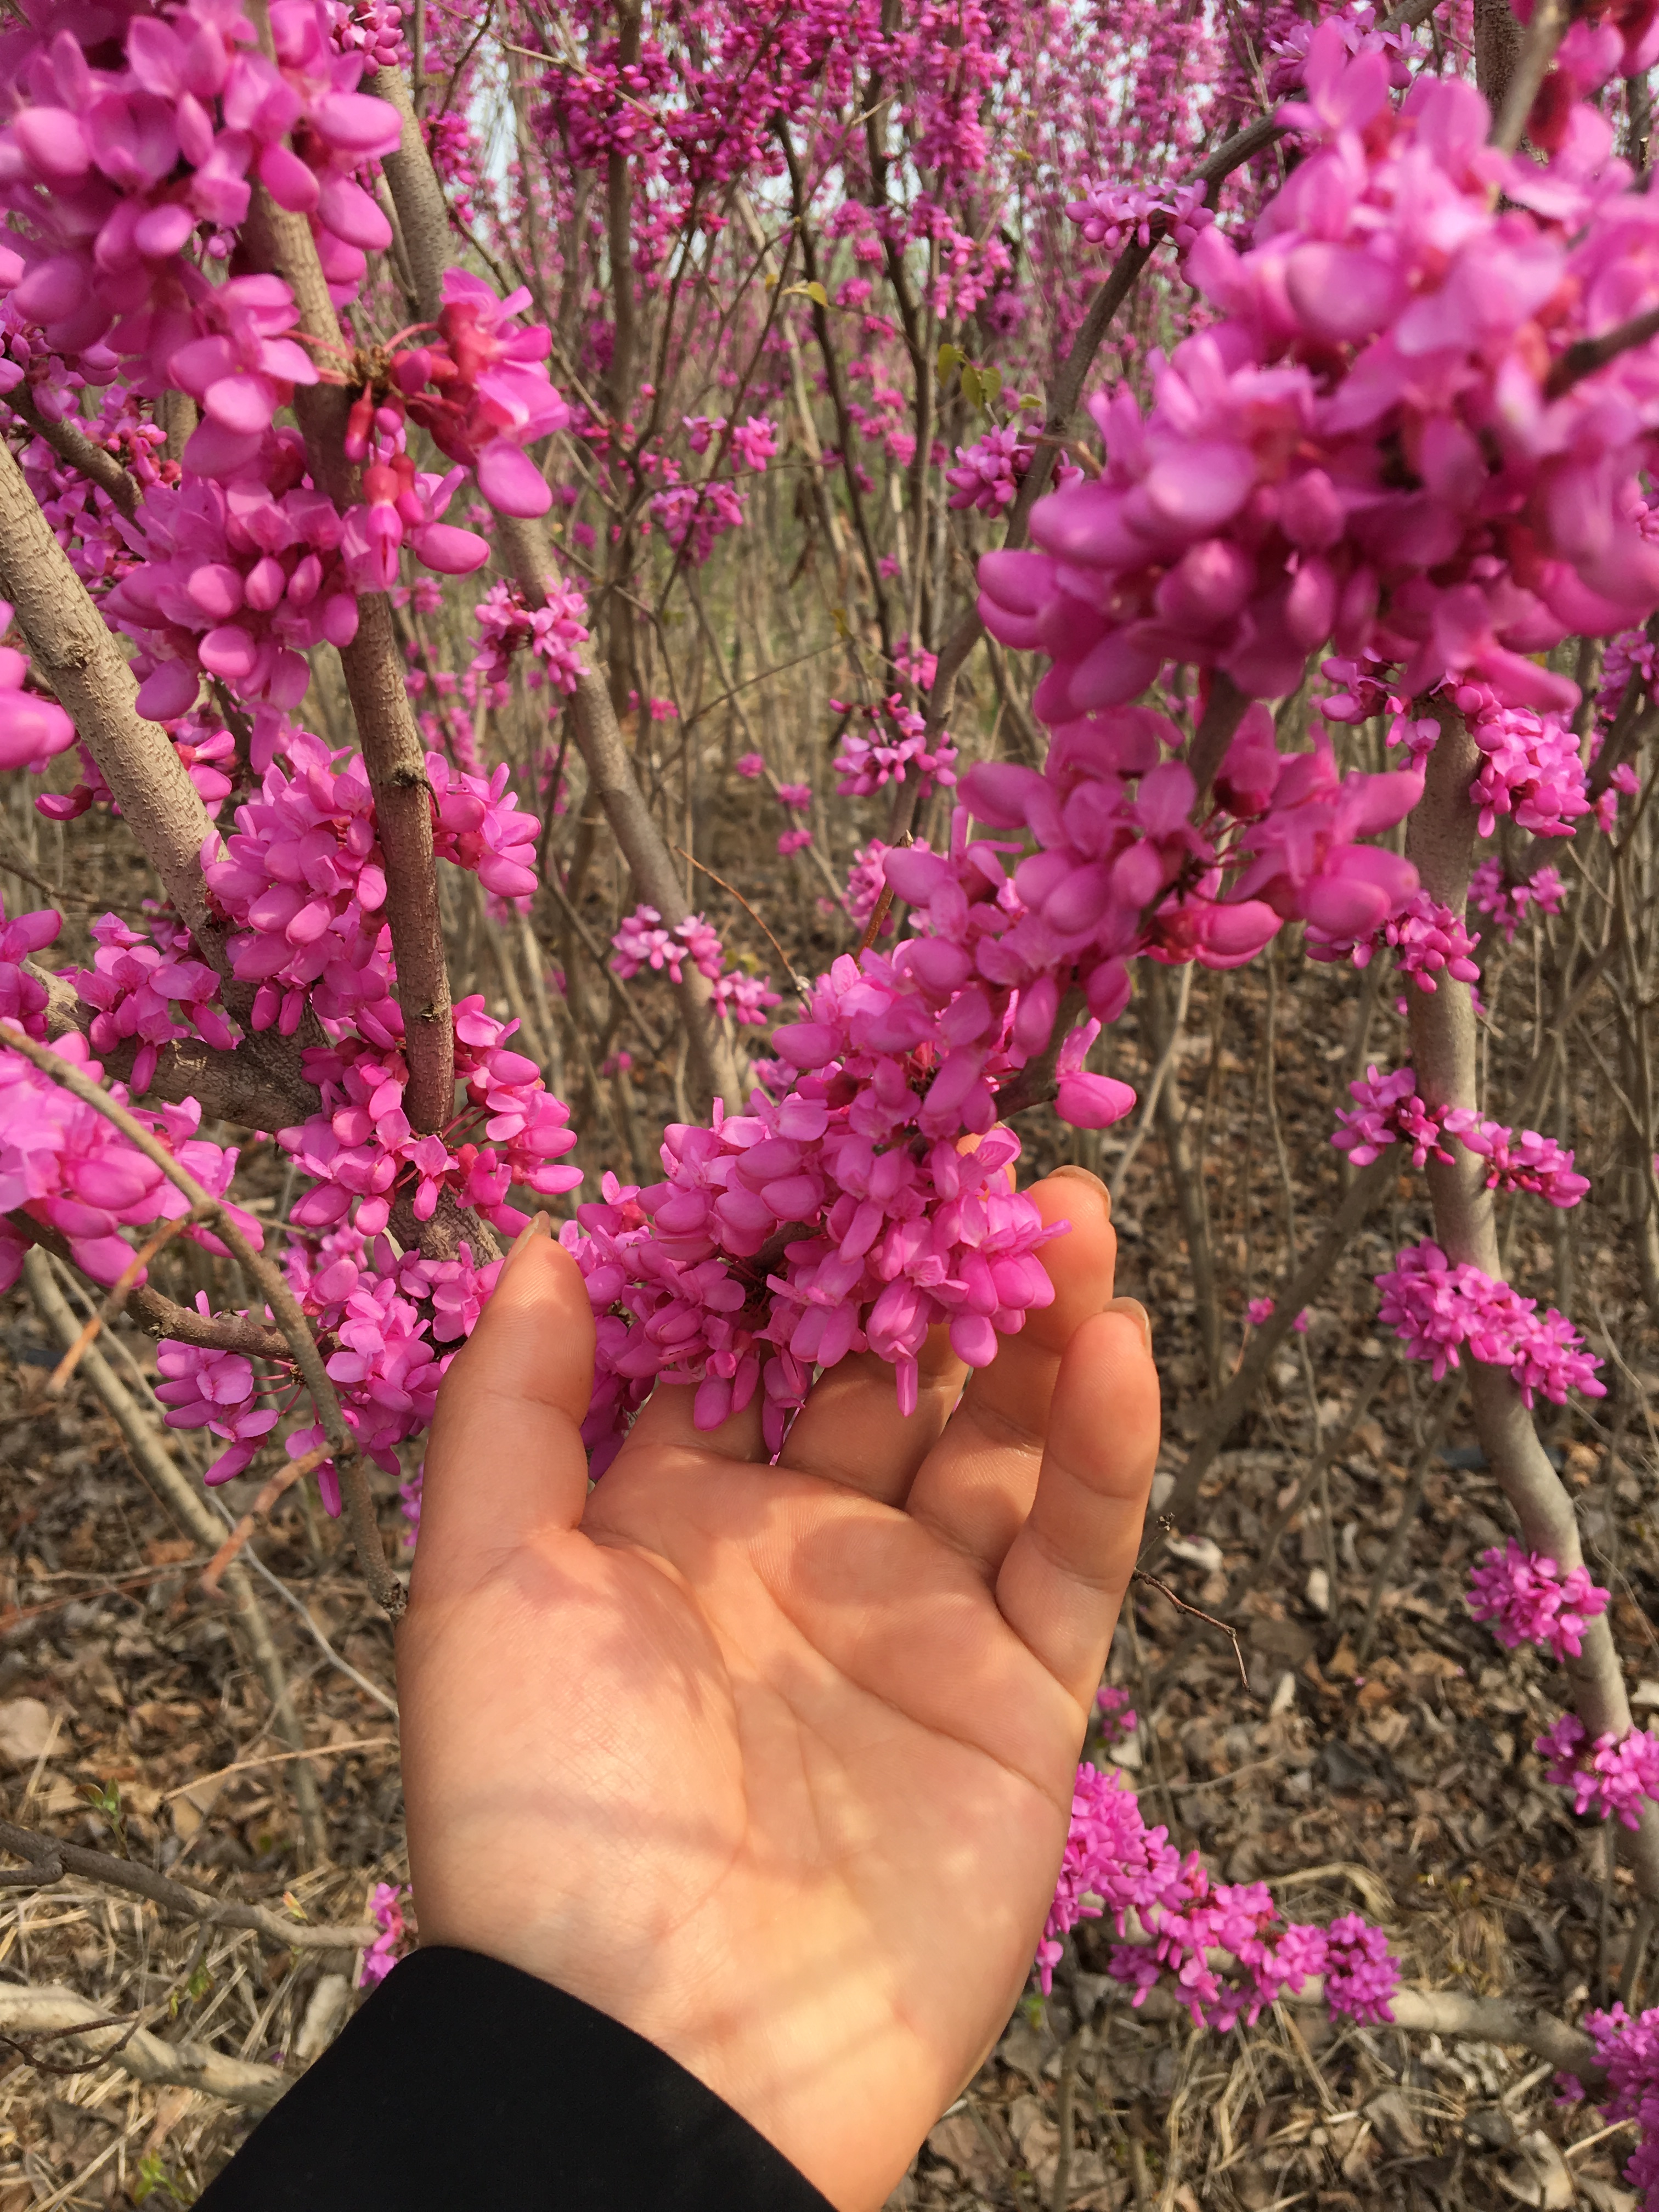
[980,365,1002,407]
[960,363,984,410]
[804,280,828,308]
[935,341,964,387]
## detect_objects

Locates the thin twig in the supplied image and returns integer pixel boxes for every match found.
[1132,1569,1249,1689]
[200,1448,329,1598]
[44,1206,212,1398]
[0,1025,400,1615]
[673,843,809,996]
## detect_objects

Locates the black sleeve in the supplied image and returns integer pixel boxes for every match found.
[198,1945,839,2212]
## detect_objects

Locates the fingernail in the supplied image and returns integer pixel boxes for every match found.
[1051,1163,1111,1215]
[1105,1295,1152,1356]
[503,1213,552,1271]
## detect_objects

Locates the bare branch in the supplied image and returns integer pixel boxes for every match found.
[4,388,139,518]
[0,1819,376,1953]
[0,439,219,953]
[0,1983,289,2109]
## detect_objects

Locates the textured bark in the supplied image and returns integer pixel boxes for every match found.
[7,388,139,518]
[247,187,456,1138]
[0,440,218,954]
[1407,713,1659,1904]
[379,66,452,320]
[0,1983,289,2109]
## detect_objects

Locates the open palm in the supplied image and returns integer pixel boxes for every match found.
[398,1167,1159,2212]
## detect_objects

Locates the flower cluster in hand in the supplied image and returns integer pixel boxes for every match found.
[981,26,1659,729]
[1040,1761,1398,2027]
[1468,1541,1610,1663]
[1376,1241,1605,1407]
[563,941,1068,1463]
[832,695,958,797]
[1537,1714,1659,1830]
[1334,1065,1589,1205]
[0,1031,258,1293]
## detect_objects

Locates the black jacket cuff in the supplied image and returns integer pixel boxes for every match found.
[199,1944,838,2212]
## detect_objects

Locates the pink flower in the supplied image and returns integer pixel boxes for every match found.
[1376,1241,1605,1406]
[1468,1541,1609,1662]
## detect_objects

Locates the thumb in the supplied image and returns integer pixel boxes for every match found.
[410,1221,597,1603]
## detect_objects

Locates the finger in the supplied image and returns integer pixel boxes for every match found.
[774,1326,968,1505]
[904,1166,1117,1577]
[994,1304,1160,1705]
[410,1222,596,1602]
[611,1364,769,1468]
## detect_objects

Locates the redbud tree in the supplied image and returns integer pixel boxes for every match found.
[2,0,1659,2180]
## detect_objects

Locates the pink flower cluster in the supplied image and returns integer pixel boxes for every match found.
[1333,1064,1447,1168]
[562,940,1067,1462]
[1469,859,1566,944]
[281,996,579,1242]
[1064,179,1212,254]
[1375,1241,1605,1407]
[1537,1714,1659,1830]
[610,907,724,987]
[104,412,475,715]
[1334,1065,1588,1205]
[358,1882,409,1989]
[0,1032,258,1293]
[205,727,540,1029]
[712,970,782,1028]
[650,477,747,565]
[390,270,572,521]
[946,425,1031,516]
[467,575,590,704]
[1040,1762,1398,2028]
[69,912,237,1094]
[1094,1684,1138,1745]
[1467,1541,1610,1663]
[981,27,1659,729]
[1371,893,1481,994]
[0,0,403,374]
[159,1222,504,1494]
[832,695,958,797]
[1568,2004,1659,2209]
[1453,685,1590,840]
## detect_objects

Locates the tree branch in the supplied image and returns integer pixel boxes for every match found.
[1406,708,1659,1905]
[0,1983,289,2111]
[5,390,139,519]
[0,441,219,956]
[0,1820,375,1952]
[3,1026,401,1615]
[244,186,456,1142]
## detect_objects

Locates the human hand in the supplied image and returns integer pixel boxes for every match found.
[397,1165,1159,2212]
